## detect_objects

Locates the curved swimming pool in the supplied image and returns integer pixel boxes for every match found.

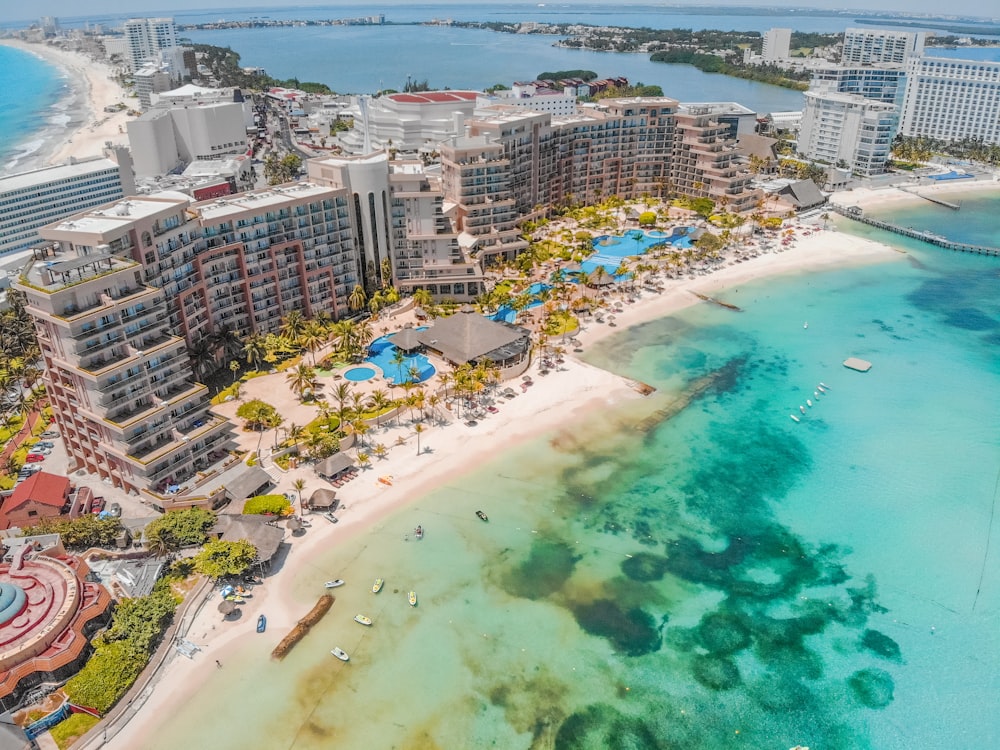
[344,366,377,382]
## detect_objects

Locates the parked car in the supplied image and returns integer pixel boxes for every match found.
[27,448,50,456]
[90,497,106,514]
[18,466,41,478]
[40,431,59,439]
[108,502,122,518]
[24,454,46,463]
[34,441,55,449]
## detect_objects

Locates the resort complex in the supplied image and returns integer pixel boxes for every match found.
[0,9,998,750]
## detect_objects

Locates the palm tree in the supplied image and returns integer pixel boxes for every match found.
[414,423,425,456]
[367,389,391,428]
[331,382,353,424]
[390,348,407,385]
[348,284,367,313]
[299,321,327,367]
[373,443,388,460]
[286,364,317,402]
[356,451,371,470]
[292,478,306,515]
[211,324,244,363]
[280,310,306,342]
[187,336,215,381]
[229,359,240,384]
[351,419,369,455]
[285,422,304,448]
[412,288,433,309]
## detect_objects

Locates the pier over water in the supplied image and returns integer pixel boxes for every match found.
[831,204,1000,258]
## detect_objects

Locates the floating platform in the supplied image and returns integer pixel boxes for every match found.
[843,357,872,372]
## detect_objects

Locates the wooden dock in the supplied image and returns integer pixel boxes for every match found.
[831,205,1000,257]
[899,187,961,210]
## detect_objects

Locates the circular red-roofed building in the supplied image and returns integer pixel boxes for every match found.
[0,536,112,712]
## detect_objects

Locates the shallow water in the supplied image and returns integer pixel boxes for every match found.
[142,200,1000,749]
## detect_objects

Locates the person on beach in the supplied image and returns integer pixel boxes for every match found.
[215,660,222,669]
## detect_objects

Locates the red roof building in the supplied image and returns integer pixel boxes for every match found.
[0,474,70,530]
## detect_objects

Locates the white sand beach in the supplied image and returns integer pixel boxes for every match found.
[830,175,1000,212]
[101,224,901,749]
[0,39,133,172]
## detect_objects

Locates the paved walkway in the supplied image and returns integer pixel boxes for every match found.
[0,405,46,466]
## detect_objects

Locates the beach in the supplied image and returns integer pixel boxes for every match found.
[0,39,132,173]
[830,175,1000,212]
[100,223,904,750]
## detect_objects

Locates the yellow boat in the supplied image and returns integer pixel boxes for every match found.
[408,591,417,607]
[372,578,384,594]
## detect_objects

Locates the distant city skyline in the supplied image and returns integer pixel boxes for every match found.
[11,1,999,25]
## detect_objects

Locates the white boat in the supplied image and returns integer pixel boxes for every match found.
[331,647,349,661]
[819,382,830,390]
[814,391,820,398]
[372,578,384,594]
[817,385,827,393]
[803,322,808,329]
[790,415,800,423]
[354,614,373,626]
[408,591,417,607]
[799,405,806,414]
[325,579,345,589]
[806,399,813,407]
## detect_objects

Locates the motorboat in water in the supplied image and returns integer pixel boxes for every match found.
[790,415,800,423]
[806,399,813,407]
[476,510,489,522]
[354,614,373,626]
[325,579,345,589]
[331,647,350,661]
[819,382,830,390]
[372,578,384,594]
[408,591,417,607]
[257,614,267,633]
[799,405,806,414]
[414,525,424,540]
[817,385,827,393]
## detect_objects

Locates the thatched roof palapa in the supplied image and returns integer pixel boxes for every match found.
[315,453,355,479]
[415,307,530,365]
[307,488,338,510]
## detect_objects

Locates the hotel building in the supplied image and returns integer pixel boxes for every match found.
[899,56,1000,145]
[14,245,232,495]
[761,28,792,62]
[798,90,898,177]
[122,17,178,73]
[0,153,135,256]
[841,28,925,66]
[807,65,907,105]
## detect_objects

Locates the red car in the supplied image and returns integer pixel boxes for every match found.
[24,454,46,463]
[90,497,106,514]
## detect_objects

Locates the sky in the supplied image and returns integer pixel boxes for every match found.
[8,1,996,25]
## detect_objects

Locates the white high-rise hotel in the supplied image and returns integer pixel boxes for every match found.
[899,56,1000,145]
[122,17,178,73]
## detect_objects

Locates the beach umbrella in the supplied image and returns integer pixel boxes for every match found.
[218,600,237,617]
[286,517,303,533]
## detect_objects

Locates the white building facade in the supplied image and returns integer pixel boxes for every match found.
[899,56,1000,144]
[122,17,178,73]
[762,28,792,62]
[127,102,249,176]
[842,28,925,66]
[0,154,135,256]
[798,90,898,176]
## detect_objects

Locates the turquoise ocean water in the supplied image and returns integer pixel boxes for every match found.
[0,44,67,173]
[138,193,1000,749]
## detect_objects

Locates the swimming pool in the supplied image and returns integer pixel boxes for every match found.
[581,228,695,275]
[365,336,435,385]
[344,367,376,382]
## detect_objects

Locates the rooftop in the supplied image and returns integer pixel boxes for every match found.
[388,91,480,104]
[0,157,121,195]
[194,182,337,221]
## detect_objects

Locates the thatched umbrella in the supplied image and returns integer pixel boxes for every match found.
[218,600,237,617]
[286,517,303,534]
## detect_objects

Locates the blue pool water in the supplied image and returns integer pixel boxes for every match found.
[366,336,435,384]
[491,282,553,323]
[582,227,694,275]
[343,367,376,382]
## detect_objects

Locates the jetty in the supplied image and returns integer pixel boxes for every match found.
[690,291,743,312]
[831,204,1000,257]
[899,187,961,210]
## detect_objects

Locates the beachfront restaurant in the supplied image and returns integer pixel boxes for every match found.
[415,306,531,379]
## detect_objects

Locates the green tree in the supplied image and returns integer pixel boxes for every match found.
[25,515,123,550]
[193,539,258,579]
[348,284,367,312]
[144,507,217,551]
[243,494,292,515]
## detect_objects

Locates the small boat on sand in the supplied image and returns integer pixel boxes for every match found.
[354,614,373,626]
[372,578,384,594]
[408,591,417,607]
[257,614,267,633]
[414,525,423,540]
[325,579,345,589]
[476,510,489,522]
[331,647,349,661]
[378,475,393,486]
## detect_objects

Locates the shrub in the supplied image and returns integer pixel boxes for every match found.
[50,713,100,750]
[243,494,292,516]
[144,507,217,551]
